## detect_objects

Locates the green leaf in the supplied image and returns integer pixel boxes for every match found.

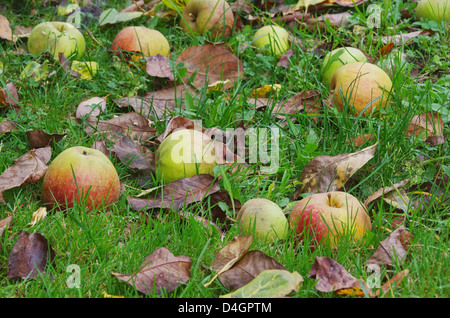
[99,8,143,27]
[220,269,303,298]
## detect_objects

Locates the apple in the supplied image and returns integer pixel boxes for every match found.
[41,146,120,211]
[415,0,450,23]
[330,61,392,117]
[289,192,371,249]
[321,47,367,89]
[155,129,217,184]
[111,26,170,59]
[237,198,289,242]
[179,0,234,38]
[252,25,290,57]
[28,21,85,60]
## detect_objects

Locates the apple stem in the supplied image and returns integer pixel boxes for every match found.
[83,151,88,156]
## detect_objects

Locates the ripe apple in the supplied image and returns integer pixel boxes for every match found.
[111,26,170,59]
[237,198,289,242]
[155,129,217,184]
[330,62,392,117]
[41,146,120,211]
[252,25,290,57]
[180,0,234,38]
[415,0,450,23]
[321,47,367,89]
[28,21,86,60]
[289,192,371,249]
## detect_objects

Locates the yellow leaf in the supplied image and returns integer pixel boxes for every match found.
[71,61,99,80]
[161,0,190,11]
[249,84,281,98]
[206,79,232,93]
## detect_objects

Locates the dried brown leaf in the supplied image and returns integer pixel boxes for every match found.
[7,231,55,280]
[176,43,244,89]
[0,82,19,108]
[112,135,154,172]
[26,129,67,148]
[0,120,17,134]
[406,111,444,140]
[146,54,174,80]
[112,247,191,295]
[294,143,377,198]
[127,174,221,211]
[83,112,156,142]
[0,15,13,42]
[76,96,107,119]
[273,90,321,121]
[0,146,51,203]
[364,178,410,208]
[308,256,372,296]
[218,250,286,290]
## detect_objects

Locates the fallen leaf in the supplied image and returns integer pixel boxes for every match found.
[217,250,286,290]
[112,247,191,295]
[220,269,303,298]
[272,90,321,121]
[29,207,47,227]
[308,256,372,296]
[112,135,154,172]
[406,111,444,140]
[7,231,55,280]
[146,54,174,80]
[127,174,221,211]
[0,120,17,134]
[364,178,410,208]
[76,96,107,119]
[99,8,144,26]
[0,82,19,107]
[83,112,156,142]
[205,235,254,287]
[0,146,51,203]
[294,143,377,198]
[71,60,99,80]
[365,225,413,270]
[0,15,13,42]
[26,129,67,148]
[176,43,244,90]
[0,214,13,239]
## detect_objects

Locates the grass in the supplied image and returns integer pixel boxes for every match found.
[0,0,449,299]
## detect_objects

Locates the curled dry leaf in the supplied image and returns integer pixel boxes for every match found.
[83,112,156,142]
[406,112,444,143]
[112,135,154,172]
[205,235,254,287]
[146,54,174,80]
[220,269,303,298]
[0,82,19,108]
[272,90,321,121]
[365,225,413,270]
[294,143,377,198]
[0,214,13,240]
[127,174,221,211]
[26,129,67,148]
[7,231,55,280]
[0,15,13,42]
[217,250,286,291]
[308,256,372,297]
[112,247,191,295]
[364,178,410,208]
[0,120,17,134]
[76,96,107,119]
[0,146,51,203]
[176,43,244,90]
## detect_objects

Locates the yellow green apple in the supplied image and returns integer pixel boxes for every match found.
[289,192,371,249]
[321,47,367,89]
[237,198,289,242]
[330,61,392,117]
[155,129,217,184]
[28,21,85,60]
[252,25,290,57]
[415,0,450,23]
[41,146,120,211]
[180,0,235,38]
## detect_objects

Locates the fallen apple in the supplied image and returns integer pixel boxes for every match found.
[237,198,289,242]
[321,47,367,89]
[330,61,392,117]
[155,129,217,184]
[28,21,86,60]
[111,26,170,59]
[41,146,120,211]
[415,0,450,23]
[180,0,234,38]
[252,24,290,57]
[289,192,371,249]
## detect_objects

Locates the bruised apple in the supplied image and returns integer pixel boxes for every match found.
[289,192,371,249]
[180,0,234,38]
[415,0,450,23]
[237,198,289,242]
[111,26,170,58]
[252,25,290,57]
[321,47,367,89]
[330,62,392,117]
[28,21,85,60]
[41,146,120,211]
[155,129,217,184]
